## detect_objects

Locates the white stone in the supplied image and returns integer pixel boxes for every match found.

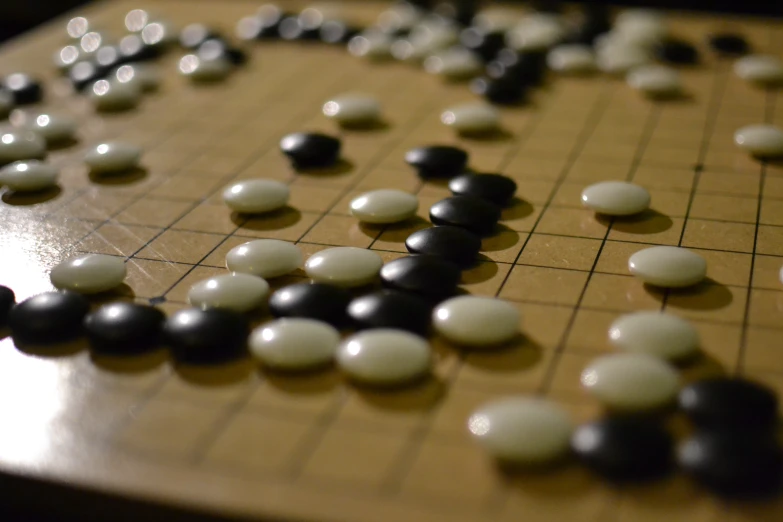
[581,181,651,216]
[89,79,141,112]
[581,353,680,411]
[305,247,383,287]
[336,329,431,386]
[468,397,573,464]
[473,7,521,33]
[597,44,651,75]
[50,253,127,294]
[506,14,565,51]
[322,93,381,125]
[433,296,520,347]
[349,189,419,224]
[0,160,58,192]
[377,3,422,34]
[627,65,682,97]
[250,318,340,371]
[188,272,270,312]
[178,54,232,82]
[628,246,707,288]
[0,129,46,164]
[54,45,81,71]
[222,179,290,214]
[615,11,667,48]
[408,22,459,54]
[84,142,142,174]
[424,47,482,80]
[10,111,77,144]
[348,31,392,60]
[114,64,161,92]
[734,124,783,158]
[734,55,783,85]
[547,44,596,74]
[441,102,500,134]
[609,311,700,361]
[226,239,302,279]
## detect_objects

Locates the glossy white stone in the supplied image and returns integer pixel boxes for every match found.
[628,246,706,288]
[597,44,651,75]
[734,55,783,85]
[349,189,419,224]
[406,22,459,57]
[226,239,303,279]
[188,272,270,312]
[178,54,232,82]
[581,353,680,411]
[348,31,392,60]
[305,247,383,287]
[377,3,422,34]
[424,47,482,80]
[506,14,565,51]
[441,102,500,134]
[222,179,290,214]
[468,397,573,464]
[581,181,651,216]
[11,111,77,144]
[627,65,682,97]
[336,329,431,386]
[615,11,667,48]
[433,296,520,347]
[547,44,596,74]
[322,93,381,125]
[0,160,58,192]
[50,253,127,294]
[609,311,700,361]
[734,124,783,158]
[250,318,340,371]
[0,129,46,164]
[114,64,161,92]
[54,45,81,71]
[89,79,141,112]
[84,142,142,173]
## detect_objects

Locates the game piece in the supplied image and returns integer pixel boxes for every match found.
[164,308,250,365]
[179,23,217,49]
[349,189,419,224]
[627,64,683,98]
[563,4,610,45]
[734,124,783,158]
[225,239,302,279]
[347,290,432,335]
[597,45,651,75]
[3,73,43,105]
[84,302,166,355]
[0,160,58,192]
[9,291,90,344]
[269,283,352,327]
[0,129,46,164]
[222,179,290,214]
[609,311,699,361]
[433,295,520,347]
[708,33,749,55]
[124,8,151,32]
[581,181,651,216]
[50,253,127,294]
[405,226,481,268]
[468,397,573,465]
[78,30,104,55]
[546,44,596,74]
[198,38,248,66]
[94,45,122,74]
[322,93,381,126]
[614,12,668,49]
[336,329,432,387]
[54,45,81,72]
[278,15,312,41]
[581,353,680,411]
[249,318,340,371]
[470,76,526,105]
[236,16,276,41]
[405,144,468,179]
[188,272,270,313]
[0,285,14,326]
[459,27,505,62]
[119,34,161,62]
[380,255,461,300]
[628,246,707,288]
[68,61,104,92]
[440,102,500,134]
[319,20,359,44]
[402,22,460,60]
[655,38,699,64]
[448,173,516,206]
[429,195,501,236]
[472,7,520,33]
[347,31,393,60]
[572,417,674,482]
[114,64,160,92]
[11,111,77,144]
[491,48,547,85]
[377,2,422,35]
[89,79,141,112]
[84,142,142,174]
[679,377,778,432]
[258,4,285,29]
[66,16,90,40]
[304,247,383,287]
[423,47,482,80]
[279,132,341,169]
[141,20,178,47]
[506,13,565,52]
[734,55,783,85]
[178,54,232,82]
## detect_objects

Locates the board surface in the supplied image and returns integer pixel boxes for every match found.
[1,1,783,521]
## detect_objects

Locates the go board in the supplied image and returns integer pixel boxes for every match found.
[1,0,783,521]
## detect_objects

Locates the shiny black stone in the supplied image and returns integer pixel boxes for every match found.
[8,291,90,345]
[460,28,505,62]
[380,255,461,300]
[85,302,165,355]
[471,76,526,105]
[163,308,249,365]
[679,432,783,499]
[679,377,778,432]
[655,38,699,65]
[405,226,481,268]
[0,285,15,327]
[491,49,547,85]
[708,33,750,56]
[572,417,674,482]
[69,61,104,91]
[269,283,352,328]
[405,145,468,179]
[119,34,161,62]
[280,132,341,169]
[449,173,517,206]
[320,20,360,44]
[180,23,219,49]
[348,291,432,336]
[198,38,248,65]
[429,195,501,236]
[3,73,43,105]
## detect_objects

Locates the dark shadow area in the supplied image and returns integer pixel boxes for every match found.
[459,128,514,142]
[461,258,499,284]
[358,221,385,239]
[598,209,673,235]
[353,373,446,411]
[175,357,255,386]
[88,167,148,186]
[651,278,734,312]
[339,119,390,132]
[13,336,87,357]
[461,334,543,370]
[262,367,341,394]
[481,224,520,252]
[500,463,598,494]
[677,350,727,383]
[295,158,354,177]
[47,136,79,151]
[1,185,62,205]
[501,197,534,221]
[90,349,169,374]
[235,205,302,231]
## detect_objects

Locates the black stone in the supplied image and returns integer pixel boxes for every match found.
[405,145,468,179]
[348,291,432,336]
[84,302,166,355]
[320,20,360,44]
[460,27,505,62]
[163,308,249,365]
[69,61,104,91]
[380,255,462,300]
[572,417,674,482]
[429,195,501,236]
[679,377,778,432]
[678,431,783,499]
[3,73,43,105]
[471,76,526,106]
[8,291,90,345]
[269,283,352,328]
[180,23,218,49]
[492,49,547,85]
[708,33,750,56]
[449,173,517,206]
[655,38,699,65]
[563,8,610,46]
[198,38,248,65]
[405,226,481,268]
[119,34,161,62]
[0,285,15,327]
[280,132,341,169]
[94,45,123,73]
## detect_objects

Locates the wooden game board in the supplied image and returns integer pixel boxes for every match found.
[1,0,782,520]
